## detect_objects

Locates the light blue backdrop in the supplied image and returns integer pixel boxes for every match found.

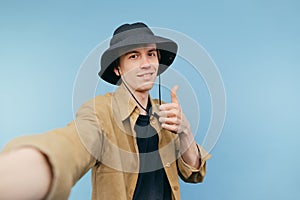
[1,1,299,199]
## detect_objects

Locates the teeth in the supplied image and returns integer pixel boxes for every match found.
[139,73,152,77]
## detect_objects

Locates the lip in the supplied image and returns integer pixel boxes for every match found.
[137,72,155,77]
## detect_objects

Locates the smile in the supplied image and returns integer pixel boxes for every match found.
[137,72,154,78]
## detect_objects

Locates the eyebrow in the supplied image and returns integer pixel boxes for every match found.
[124,48,157,56]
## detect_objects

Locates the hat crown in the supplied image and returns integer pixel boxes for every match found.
[110,22,154,46]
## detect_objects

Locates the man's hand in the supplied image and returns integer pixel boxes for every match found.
[158,85,190,134]
[0,148,52,200]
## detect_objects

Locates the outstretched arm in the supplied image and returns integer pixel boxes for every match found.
[0,98,100,199]
[0,147,52,200]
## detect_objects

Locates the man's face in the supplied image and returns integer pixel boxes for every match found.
[116,44,159,93]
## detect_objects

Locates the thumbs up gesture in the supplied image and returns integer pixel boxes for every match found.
[158,85,190,134]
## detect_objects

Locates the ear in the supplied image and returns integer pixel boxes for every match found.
[114,67,121,76]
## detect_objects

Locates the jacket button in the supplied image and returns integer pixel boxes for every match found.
[165,162,170,167]
[150,117,156,125]
[173,186,179,191]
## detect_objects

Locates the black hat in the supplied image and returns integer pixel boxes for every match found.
[98,22,178,85]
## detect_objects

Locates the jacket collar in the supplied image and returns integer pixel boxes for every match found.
[112,83,161,122]
[113,83,137,121]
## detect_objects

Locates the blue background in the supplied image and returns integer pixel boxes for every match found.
[1,0,299,199]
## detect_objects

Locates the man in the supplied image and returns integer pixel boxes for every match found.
[0,22,210,200]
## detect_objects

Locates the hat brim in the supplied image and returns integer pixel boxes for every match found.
[99,34,177,85]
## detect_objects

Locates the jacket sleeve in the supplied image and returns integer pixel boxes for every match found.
[177,144,211,183]
[1,99,101,200]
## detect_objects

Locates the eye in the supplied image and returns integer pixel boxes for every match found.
[129,53,138,59]
[148,51,157,57]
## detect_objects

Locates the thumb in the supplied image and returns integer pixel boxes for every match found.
[171,85,179,104]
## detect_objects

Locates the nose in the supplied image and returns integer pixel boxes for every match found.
[140,55,151,69]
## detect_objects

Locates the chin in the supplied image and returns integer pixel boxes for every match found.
[136,82,155,92]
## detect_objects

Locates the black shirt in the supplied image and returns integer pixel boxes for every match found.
[132,114,172,200]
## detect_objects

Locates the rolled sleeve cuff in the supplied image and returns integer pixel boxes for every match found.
[178,144,211,183]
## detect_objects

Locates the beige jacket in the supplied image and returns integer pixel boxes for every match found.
[3,84,211,200]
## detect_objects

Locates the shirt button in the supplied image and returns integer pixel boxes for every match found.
[165,162,170,168]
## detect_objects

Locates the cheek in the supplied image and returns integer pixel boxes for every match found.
[120,66,139,81]
[120,62,137,75]
[124,66,139,76]
[150,60,159,69]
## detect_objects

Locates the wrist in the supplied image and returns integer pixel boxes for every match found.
[178,125,191,138]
